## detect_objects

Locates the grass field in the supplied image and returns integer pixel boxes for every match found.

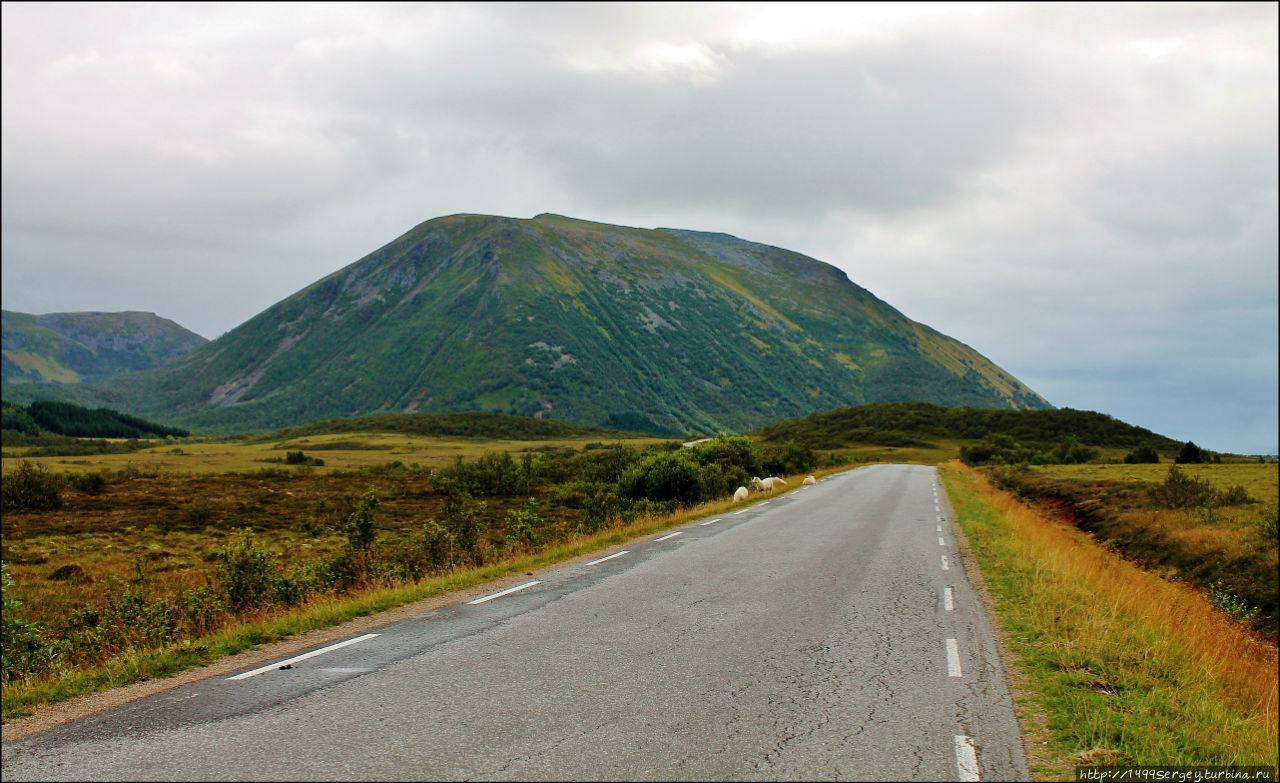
[1,431,668,475]
[986,461,1278,641]
[941,461,1277,777]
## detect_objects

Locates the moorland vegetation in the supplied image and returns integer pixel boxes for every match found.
[1,429,819,711]
[3,399,1276,775]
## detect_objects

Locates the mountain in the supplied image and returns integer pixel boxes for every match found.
[1,213,1051,435]
[2,310,208,385]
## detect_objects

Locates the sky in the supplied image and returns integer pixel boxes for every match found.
[2,2,1276,455]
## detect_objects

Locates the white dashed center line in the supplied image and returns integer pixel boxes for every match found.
[946,638,963,677]
[955,734,980,781]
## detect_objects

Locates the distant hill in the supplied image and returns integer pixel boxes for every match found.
[2,310,208,385]
[753,401,1183,452]
[1,213,1051,435]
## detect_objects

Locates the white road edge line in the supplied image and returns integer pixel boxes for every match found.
[584,551,629,566]
[955,734,980,781]
[467,580,543,605]
[698,518,722,526]
[655,531,683,542]
[937,524,943,532]
[938,536,946,546]
[941,555,950,571]
[227,633,380,680]
[945,586,955,611]
[946,638,963,677]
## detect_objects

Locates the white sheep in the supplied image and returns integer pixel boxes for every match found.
[733,486,749,502]
[802,475,816,486]
[752,476,787,495]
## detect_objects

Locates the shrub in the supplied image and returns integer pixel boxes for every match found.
[343,485,380,551]
[284,450,324,467]
[1124,443,1160,464]
[213,529,280,612]
[960,434,1036,466]
[436,452,531,496]
[690,434,761,478]
[578,483,623,533]
[65,470,107,494]
[105,584,182,647]
[181,501,216,526]
[2,562,55,681]
[619,452,704,507]
[503,498,543,551]
[1,461,64,511]
[178,586,227,632]
[443,492,485,567]
[1050,437,1100,465]
[761,440,818,476]
[1153,464,1214,508]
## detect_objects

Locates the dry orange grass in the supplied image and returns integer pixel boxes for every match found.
[943,461,1277,771]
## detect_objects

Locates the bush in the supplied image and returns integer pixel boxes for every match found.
[503,498,543,551]
[65,470,108,494]
[2,562,55,681]
[1153,465,1215,508]
[343,485,380,551]
[1,461,64,511]
[1124,443,1160,464]
[1050,437,1100,465]
[960,434,1036,466]
[443,492,485,567]
[181,501,216,526]
[690,434,761,478]
[214,529,280,612]
[761,440,818,476]
[284,450,324,467]
[436,452,532,496]
[619,452,704,507]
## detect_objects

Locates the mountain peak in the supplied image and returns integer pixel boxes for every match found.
[3,213,1050,434]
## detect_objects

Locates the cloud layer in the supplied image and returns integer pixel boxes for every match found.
[3,2,1275,453]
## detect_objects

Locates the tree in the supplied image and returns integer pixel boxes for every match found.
[1175,441,1205,464]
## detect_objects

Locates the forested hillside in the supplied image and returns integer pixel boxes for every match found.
[754,401,1182,453]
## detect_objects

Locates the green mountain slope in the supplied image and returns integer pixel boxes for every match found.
[2,310,208,385]
[2,213,1051,434]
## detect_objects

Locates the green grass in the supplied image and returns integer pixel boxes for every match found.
[940,461,1277,778]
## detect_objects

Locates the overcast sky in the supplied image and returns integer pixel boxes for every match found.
[2,2,1276,454]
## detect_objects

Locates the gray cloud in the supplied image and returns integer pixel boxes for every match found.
[2,2,1275,453]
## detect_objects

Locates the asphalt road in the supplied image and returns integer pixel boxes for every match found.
[1,464,1029,781]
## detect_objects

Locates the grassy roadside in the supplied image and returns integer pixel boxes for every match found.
[1,468,835,722]
[939,460,1278,778]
